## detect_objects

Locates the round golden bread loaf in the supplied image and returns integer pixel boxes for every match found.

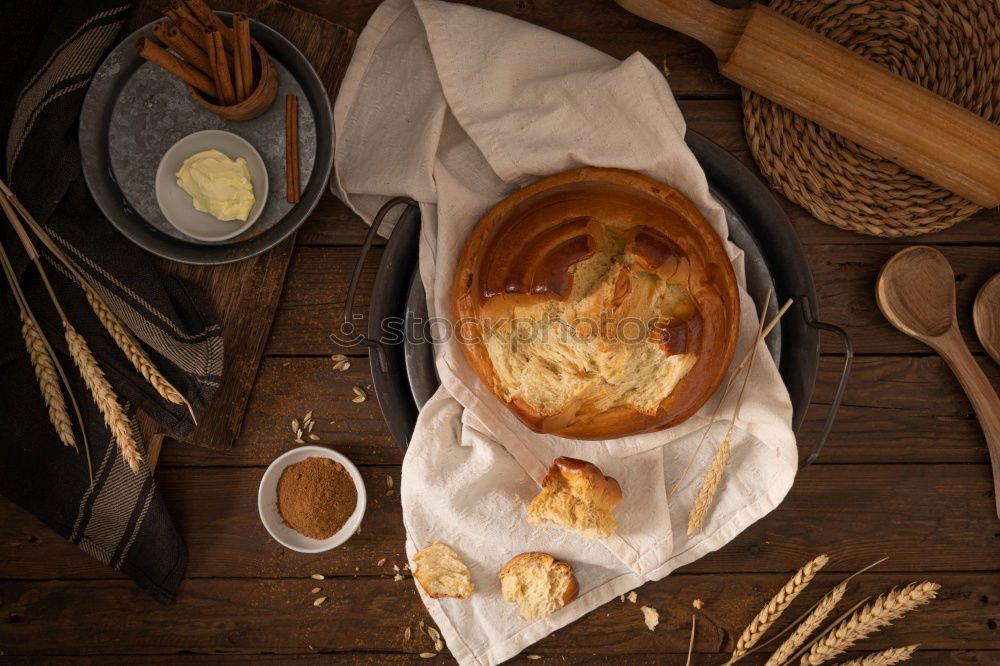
[453,167,739,439]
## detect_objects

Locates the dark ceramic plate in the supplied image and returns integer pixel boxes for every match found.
[79,13,333,265]
[348,131,851,462]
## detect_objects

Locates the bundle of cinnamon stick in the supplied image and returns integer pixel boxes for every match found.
[138,0,261,107]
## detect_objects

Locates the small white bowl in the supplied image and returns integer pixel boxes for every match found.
[258,446,367,554]
[155,129,268,242]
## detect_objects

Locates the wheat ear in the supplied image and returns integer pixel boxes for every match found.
[81,281,194,422]
[838,644,918,666]
[800,583,939,666]
[669,297,794,498]
[0,179,196,424]
[687,290,772,535]
[686,429,731,535]
[764,582,846,666]
[20,313,75,448]
[731,553,830,659]
[65,324,142,473]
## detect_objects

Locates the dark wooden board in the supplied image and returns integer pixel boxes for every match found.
[3,464,999,579]
[3,0,1000,663]
[135,355,1000,468]
[1,572,996,657]
[129,1,356,451]
[0,654,995,665]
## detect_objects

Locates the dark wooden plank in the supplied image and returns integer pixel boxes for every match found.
[1,572,995,656]
[159,240,298,450]
[3,464,999,579]
[1,653,994,665]
[131,4,356,451]
[154,355,996,467]
[264,245,1000,356]
[297,101,1000,248]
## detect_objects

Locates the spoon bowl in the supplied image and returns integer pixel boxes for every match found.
[876,246,955,341]
[974,273,1000,366]
[877,246,1000,520]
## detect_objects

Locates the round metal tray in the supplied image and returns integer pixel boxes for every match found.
[79,13,334,265]
[346,131,851,463]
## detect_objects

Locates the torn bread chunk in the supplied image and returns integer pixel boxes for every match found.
[499,552,578,620]
[413,541,474,599]
[527,457,622,538]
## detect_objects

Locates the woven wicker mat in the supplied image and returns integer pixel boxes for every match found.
[743,0,1000,237]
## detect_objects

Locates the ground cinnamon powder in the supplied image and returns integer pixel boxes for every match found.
[277,457,358,539]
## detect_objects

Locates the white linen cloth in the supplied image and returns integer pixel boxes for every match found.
[332,1,798,663]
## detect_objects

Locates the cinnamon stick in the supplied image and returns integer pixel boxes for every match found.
[156,22,212,76]
[233,13,253,101]
[168,1,202,30]
[205,26,236,106]
[285,94,300,203]
[136,37,217,98]
[165,11,210,52]
[184,0,236,52]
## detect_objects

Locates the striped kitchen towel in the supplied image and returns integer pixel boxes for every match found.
[0,0,222,603]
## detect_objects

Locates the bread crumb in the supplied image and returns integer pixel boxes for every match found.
[310,574,324,580]
[619,594,625,602]
[640,606,659,631]
[377,558,386,567]
[693,598,704,609]
[627,591,637,603]
[434,639,444,651]
[394,574,404,581]
[393,564,400,573]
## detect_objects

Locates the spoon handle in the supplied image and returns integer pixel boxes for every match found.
[935,328,1000,520]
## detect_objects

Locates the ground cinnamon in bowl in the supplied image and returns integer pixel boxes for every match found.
[276,456,358,540]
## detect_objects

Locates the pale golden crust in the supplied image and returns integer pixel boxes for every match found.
[499,552,579,616]
[546,457,623,507]
[413,541,475,600]
[453,167,739,439]
[528,457,623,539]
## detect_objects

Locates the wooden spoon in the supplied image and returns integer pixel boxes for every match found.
[974,273,1000,366]
[876,247,1000,519]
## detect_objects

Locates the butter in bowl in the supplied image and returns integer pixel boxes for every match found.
[155,129,267,242]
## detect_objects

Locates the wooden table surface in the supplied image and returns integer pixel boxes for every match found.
[2,1,999,664]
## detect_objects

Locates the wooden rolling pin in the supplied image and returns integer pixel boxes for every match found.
[616,0,1000,207]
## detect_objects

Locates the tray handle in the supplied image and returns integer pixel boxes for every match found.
[799,295,853,467]
[342,197,416,372]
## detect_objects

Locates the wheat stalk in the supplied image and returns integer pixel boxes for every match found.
[838,644,918,666]
[687,429,731,535]
[81,281,195,422]
[0,179,195,424]
[21,313,75,448]
[0,229,93,480]
[65,323,142,473]
[765,582,846,666]
[731,554,830,659]
[2,190,140,473]
[687,290,772,535]
[669,297,794,498]
[800,583,939,666]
